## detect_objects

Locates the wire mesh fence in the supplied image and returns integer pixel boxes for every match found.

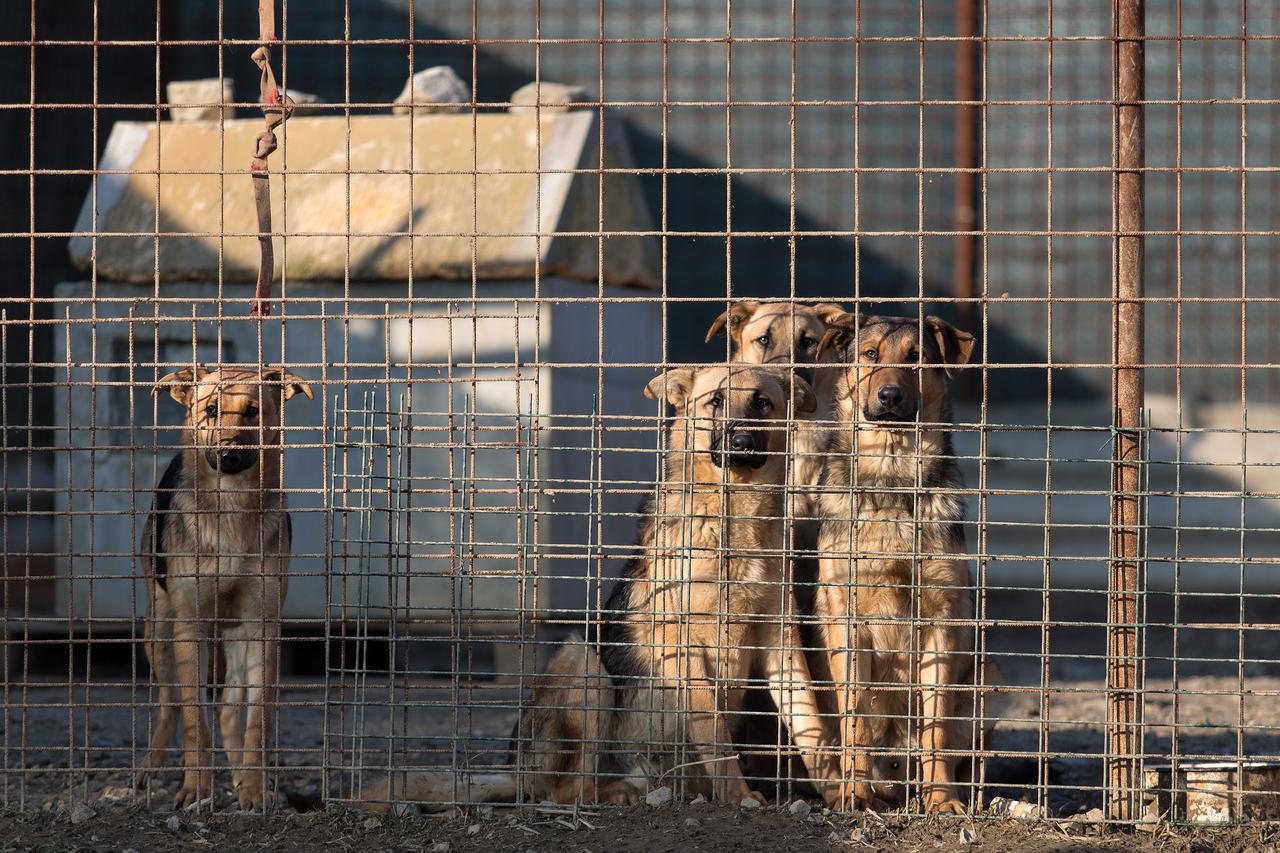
[4,0,1280,835]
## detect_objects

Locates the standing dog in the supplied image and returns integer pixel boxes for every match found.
[362,365,840,810]
[138,365,313,810]
[813,314,982,814]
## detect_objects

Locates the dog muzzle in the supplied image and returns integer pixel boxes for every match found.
[205,447,258,475]
[709,426,769,470]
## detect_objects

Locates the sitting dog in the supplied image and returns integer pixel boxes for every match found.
[362,365,840,810]
[138,365,312,810]
[812,313,987,814]
[704,301,847,518]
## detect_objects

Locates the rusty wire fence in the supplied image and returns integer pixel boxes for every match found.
[2,0,1280,830]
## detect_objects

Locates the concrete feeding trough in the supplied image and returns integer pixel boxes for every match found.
[1142,761,1280,824]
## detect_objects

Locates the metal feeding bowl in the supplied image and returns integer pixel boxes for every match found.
[1143,761,1280,824]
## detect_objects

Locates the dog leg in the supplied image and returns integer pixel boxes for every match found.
[234,625,278,812]
[219,634,248,796]
[760,618,840,806]
[172,613,215,809]
[918,628,965,815]
[827,643,886,811]
[137,586,178,787]
[676,654,760,805]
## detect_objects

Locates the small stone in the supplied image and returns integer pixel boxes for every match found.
[508,81,590,115]
[477,805,495,818]
[165,815,185,832]
[645,786,673,807]
[788,799,811,817]
[467,824,482,837]
[1083,807,1104,823]
[689,794,707,806]
[683,817,700,828]
[428,843,450,853]
[167,78,235,122]
[960,827,977,844]
[740,796,762,810]
[68,803,96,824]
[363,817,382,830]
[393,67,469,114]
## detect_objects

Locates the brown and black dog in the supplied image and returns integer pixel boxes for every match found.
[362,365,842,811]
[705,301,847,518]
[138,365,312,810]
[812,313,987,814]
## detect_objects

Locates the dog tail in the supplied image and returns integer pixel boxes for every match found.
[359,770,518,814]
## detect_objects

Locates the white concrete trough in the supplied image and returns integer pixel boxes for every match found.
[1143,760,1280,824]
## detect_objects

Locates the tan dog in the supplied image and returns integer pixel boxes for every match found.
[705,301,847,518]
[138,365,312,810]
[812,314,983,814]
[362,365,841,811]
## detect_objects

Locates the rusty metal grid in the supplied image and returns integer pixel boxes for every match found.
[0,0,1279,833]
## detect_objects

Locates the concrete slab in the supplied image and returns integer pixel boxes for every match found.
[68,113,659,289]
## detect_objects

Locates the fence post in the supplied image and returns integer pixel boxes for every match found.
[1108,0,1145,823]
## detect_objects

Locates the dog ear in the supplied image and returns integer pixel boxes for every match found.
[790,374,817,414]
[643,367,697,409]
[816,312,868,361]
[811,302,849,327]
[262,366,315,402]
[153,366,208,406]
[926,316,975,378]
[703,301,761,346]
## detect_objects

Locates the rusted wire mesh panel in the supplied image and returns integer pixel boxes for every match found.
[3,0,1280,837]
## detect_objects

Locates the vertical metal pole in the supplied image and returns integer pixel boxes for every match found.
[951,0,979,337]
[1108,0,1145,823]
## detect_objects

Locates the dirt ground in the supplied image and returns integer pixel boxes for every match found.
[5,798,1280,853]
[5,593,1280,849]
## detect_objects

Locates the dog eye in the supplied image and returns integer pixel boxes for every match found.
[800,335,815,349]
[708,393,724,409]
[756,334,770,347]
[204,404,218,419]
[244,405,259,419]
[862,347,878,362]
[906,348,919,362]
[753,393,771,411]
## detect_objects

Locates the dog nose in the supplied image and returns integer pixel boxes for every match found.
[219,449,243,467]
[729,431,755,453]
[877,385,904,408]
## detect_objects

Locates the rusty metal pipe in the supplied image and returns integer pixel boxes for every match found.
[1107,0,1146,824]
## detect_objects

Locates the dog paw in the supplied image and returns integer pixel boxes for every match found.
[740,790,768,808]
[133,752,169,789]
[173,772,215,810]
[923,790,966,815]
[839,783,890,814]
[237,785,266,812]
[602,780,642,805]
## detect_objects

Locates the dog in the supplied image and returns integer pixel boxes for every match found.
[704,301,847,793]
[704,301,847,519]
[811,313,985,814]
[137,365,313,810]
[362,365,841,810]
